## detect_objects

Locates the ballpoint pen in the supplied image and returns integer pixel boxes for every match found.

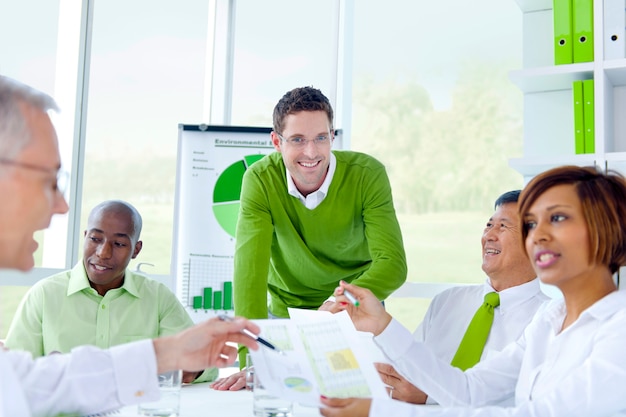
[343,289,360,307]
[217,314,283,353]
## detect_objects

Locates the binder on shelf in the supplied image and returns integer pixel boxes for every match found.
[604,0,626,60]
[554,0,574,65]
[573,81,585,154]
[572,0,594,63]
[583,79,595,153]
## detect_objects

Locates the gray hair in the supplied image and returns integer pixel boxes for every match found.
[0,75,59,159]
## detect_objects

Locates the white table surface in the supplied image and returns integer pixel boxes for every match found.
[115,368,323,417]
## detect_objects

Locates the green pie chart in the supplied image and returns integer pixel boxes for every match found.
[212,154,266,237]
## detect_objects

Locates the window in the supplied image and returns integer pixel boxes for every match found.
[0,0,523,335]
[349,0,524,328]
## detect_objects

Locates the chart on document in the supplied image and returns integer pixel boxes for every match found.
[248,311,386,406]
[298,320,372,397]
[173,125,272,318]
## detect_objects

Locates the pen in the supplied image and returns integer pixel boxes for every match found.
[217,314,282,353]
[343,289,360,307]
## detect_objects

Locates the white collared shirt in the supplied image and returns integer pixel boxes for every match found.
[0,340,159,416]
[286,152,336,209]
[371,290,626,417]
[413,279,549,365]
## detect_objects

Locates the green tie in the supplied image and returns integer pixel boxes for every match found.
[450,291,500,371]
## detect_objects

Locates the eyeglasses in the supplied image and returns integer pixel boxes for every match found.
[277,133,332,148]
[0,158,69,195]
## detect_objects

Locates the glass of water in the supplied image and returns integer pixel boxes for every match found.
[248,355,292,417]
[138,369,182,416]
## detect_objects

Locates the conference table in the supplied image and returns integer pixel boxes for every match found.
[115,368,323,417]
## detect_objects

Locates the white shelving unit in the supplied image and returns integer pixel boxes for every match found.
[510,0,626,179]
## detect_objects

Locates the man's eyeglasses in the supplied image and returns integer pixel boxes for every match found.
[0,158,69,195]
[277,133,332,148]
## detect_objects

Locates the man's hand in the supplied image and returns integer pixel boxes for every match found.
[210,370,247,391]
[375,362,427,404]
[153,316,259,374]
[320,396,371,417]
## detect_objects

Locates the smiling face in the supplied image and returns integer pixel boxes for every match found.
[271,110,333,197]
[481,202,536,289]
[82,206,142,296]
[523,184,598,290]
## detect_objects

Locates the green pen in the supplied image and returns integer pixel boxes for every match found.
[343,289,360,307]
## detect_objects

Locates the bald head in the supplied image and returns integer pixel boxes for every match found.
[87,200,142,243]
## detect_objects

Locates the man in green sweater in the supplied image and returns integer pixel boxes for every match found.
[212,86,407,390]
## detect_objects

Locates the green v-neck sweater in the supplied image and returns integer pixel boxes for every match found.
[234,150,407,319]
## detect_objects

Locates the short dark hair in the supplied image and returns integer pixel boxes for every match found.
[519,165,626,274]
[494,190,521,209]
[272,86,333,134]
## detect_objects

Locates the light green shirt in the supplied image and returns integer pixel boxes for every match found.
[6,263,216,382]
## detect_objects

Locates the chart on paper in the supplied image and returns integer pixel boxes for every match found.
[298,320,372,398]
[249,311,387,407]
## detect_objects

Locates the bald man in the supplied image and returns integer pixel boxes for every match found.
[6,200,217,383]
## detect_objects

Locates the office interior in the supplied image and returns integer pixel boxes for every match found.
[0,0,525,337]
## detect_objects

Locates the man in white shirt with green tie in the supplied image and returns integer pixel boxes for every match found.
[377,190,549,405]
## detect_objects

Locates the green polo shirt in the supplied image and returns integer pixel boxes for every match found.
[5,263,216,382]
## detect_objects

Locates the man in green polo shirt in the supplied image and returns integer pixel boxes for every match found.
[6,200,216,383]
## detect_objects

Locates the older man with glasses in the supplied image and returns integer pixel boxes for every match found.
[0,74,259,416]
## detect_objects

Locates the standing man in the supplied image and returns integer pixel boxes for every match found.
[376,190,549,405]
[233,86,406,345]
[234,86,406,319]
[214,86,407,390]
[6,200,216,383]
[0,74,258,416]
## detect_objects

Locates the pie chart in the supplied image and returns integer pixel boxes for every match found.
[212,154,266,237]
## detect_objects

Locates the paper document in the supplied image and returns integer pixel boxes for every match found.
[248,309,389,406]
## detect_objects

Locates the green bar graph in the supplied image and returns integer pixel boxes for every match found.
[223,282,233,310]
[213,290,223,310]
[192,295,202,309]
[203,287,213,309]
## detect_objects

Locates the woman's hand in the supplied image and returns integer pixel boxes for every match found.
[334,281,392,336]
[320,396,372,417]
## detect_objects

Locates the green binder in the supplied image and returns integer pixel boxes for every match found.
[573,81,585,154]
[572,0,594,63]
[583,79,595,153]
[554,0,573,65]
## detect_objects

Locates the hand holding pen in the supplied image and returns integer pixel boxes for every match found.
[335,280,392,336]
[218,315,283,354]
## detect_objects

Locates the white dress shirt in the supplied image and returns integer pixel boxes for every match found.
[414,279,549,364]
[370,290,626,417]
[286,152,336,209]
[0,340,160,417]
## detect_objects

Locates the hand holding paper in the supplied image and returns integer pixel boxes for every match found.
[248,309,388,407]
